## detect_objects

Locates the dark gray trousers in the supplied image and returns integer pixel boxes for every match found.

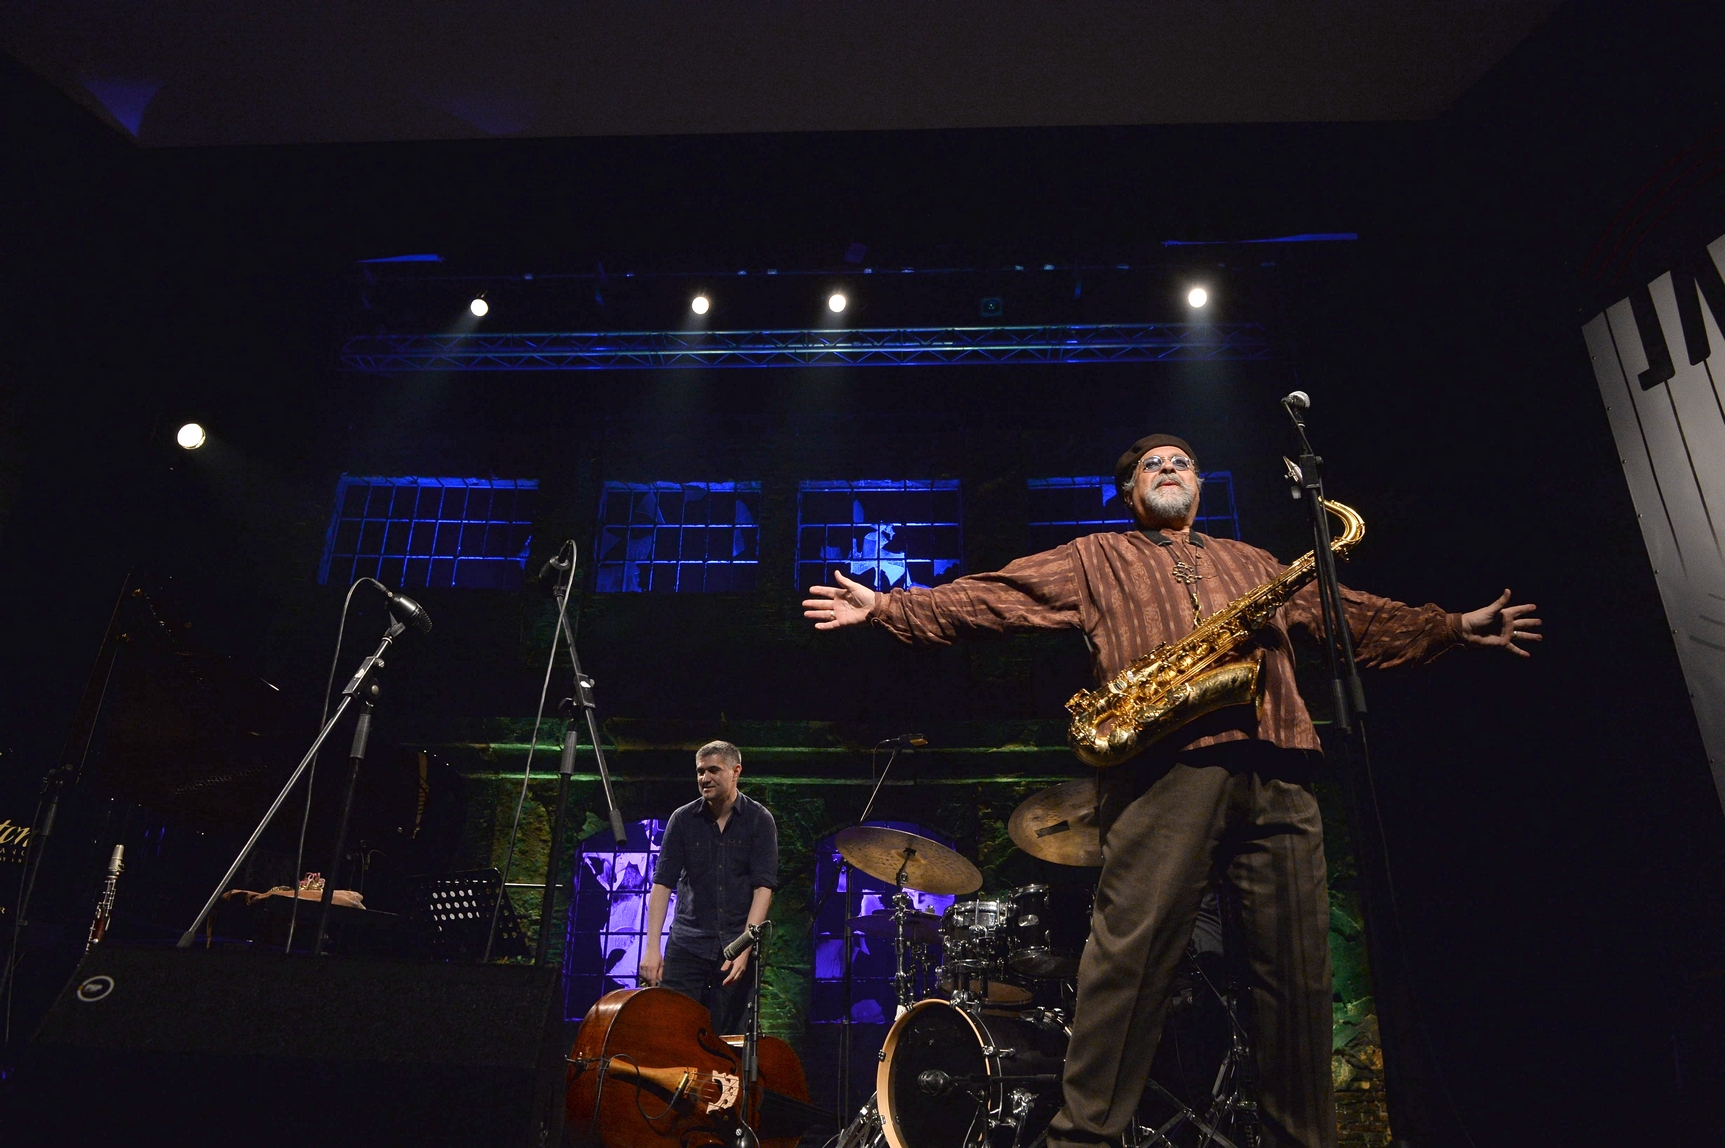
[660,941,753,1035]
[1046,743,1336,1148]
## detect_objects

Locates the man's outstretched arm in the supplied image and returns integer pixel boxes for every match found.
[803,546,1084,645]
[1287,582,1541,668]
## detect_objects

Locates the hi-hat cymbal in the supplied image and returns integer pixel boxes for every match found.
[835,826,983,896]
[1008,778,1103,867]
[847,909,942,944]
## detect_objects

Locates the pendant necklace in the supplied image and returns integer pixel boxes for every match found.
[1169,540,1204,626]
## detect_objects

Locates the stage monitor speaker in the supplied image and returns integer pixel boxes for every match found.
[11,945,566,1146]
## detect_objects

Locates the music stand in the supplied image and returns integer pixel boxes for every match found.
[408,869,531,961]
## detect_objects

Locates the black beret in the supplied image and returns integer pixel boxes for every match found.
[1114,434,1196,494]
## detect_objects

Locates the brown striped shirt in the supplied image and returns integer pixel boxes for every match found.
[869,527,1465,755]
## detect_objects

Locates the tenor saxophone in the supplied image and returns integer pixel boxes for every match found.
[1065,499,1365,768]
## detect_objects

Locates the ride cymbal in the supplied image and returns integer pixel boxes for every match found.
[835,826,983,895]
[1008,778,1102,867]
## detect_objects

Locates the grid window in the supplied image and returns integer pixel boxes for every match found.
[594,482,761,593]
[563,819,677,1020]
[1026,472,1239,551]
[809,822,958,1025]
[319,475,538,590]
[796,480,963,592]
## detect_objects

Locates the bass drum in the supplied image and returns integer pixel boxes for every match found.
[877,1000,1068,1148]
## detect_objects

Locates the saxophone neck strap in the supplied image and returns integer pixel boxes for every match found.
[1139,528,1208,549]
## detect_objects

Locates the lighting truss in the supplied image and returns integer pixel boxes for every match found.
[339,323,1270,372]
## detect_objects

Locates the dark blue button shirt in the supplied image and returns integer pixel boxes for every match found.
[655,792,779,960]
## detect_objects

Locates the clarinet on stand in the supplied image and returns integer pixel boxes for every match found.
[85,845,125,952]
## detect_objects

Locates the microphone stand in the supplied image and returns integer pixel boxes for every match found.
[176,619,404,949]
[311,683,378,956]
[730,919,773,1147]
[1281,397,1440,1143]
[534,547,627,967]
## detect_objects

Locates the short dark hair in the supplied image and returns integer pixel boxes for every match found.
[696,740,742,767]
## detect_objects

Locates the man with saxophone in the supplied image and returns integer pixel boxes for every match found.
[802,434,1539,1148]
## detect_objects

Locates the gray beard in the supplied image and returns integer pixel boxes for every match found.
[1142,483,1195,520]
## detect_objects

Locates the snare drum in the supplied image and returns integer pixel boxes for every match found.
[877,999,1068,1148]
[1006,884,1094,979]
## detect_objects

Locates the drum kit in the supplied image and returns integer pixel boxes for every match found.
[831,778,1260,1148]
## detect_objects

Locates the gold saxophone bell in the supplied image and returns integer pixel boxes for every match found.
[1066,499,1365,769]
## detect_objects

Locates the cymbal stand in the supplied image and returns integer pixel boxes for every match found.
[839,859,855,1121]
[1129,959,1259,1148]
[891,851,916,1018]
[176,619,404,948]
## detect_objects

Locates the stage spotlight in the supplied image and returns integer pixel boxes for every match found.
[176,422,206,450]
[1187,287,1209,309]
[827,292,848,314]
[691,294,710,315]
[469,296,489,317]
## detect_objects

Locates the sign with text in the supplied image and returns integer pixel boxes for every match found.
[1584,232,1725,810]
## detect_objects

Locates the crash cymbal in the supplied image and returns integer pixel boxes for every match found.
[847,909,943,944]
[835,826,983,896]
[1008,778,1103,867]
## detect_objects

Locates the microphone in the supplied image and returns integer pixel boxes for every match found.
[384,589,433,634]
[1281,390,1310,410]
[917,1070,953,1096]
[723,919,773,961]
[881,734,928,749]
[536,549,575,592]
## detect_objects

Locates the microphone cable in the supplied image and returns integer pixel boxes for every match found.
[857,736,921,827]
[283,576,384,953]
[487,541,577,961]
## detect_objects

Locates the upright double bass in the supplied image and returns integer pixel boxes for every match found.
[566,988,820,1148]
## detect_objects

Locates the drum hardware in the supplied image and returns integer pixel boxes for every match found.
[837,826,981,1021]
[887,866,917,1016]
[917,1070,1060,1098]
[1127,952,1259,1148]
[848,909,942,944]
[835,1094,884,1148]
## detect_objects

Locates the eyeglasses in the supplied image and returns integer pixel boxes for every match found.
[1141,455,1196,473]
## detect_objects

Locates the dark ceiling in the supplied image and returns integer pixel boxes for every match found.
[2,1,1559,147]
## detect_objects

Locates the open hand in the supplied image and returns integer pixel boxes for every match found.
[1458,589,1542,657]
[720,947,749,986]
[802,569,877,630]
